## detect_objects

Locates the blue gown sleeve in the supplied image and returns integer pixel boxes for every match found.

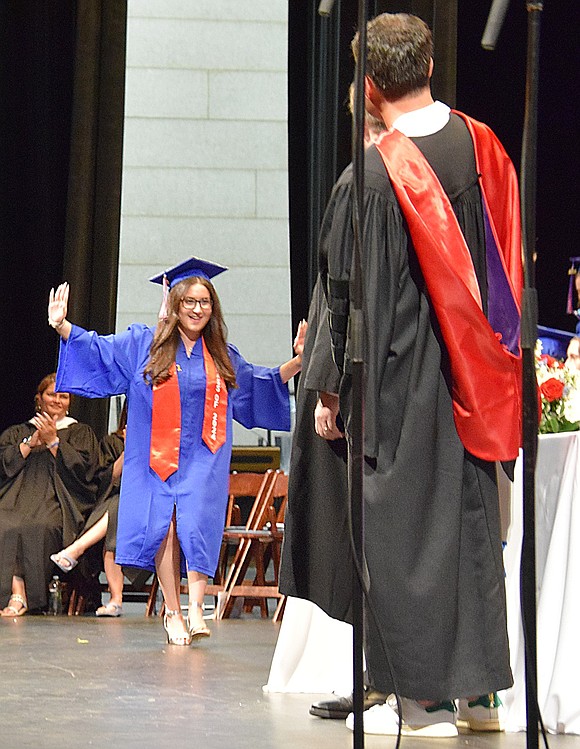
[229,345,291,431]
[56,324,152,398]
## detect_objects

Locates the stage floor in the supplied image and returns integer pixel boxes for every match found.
[1,605,578,749]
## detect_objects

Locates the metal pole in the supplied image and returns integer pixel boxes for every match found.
[349,1,369,747]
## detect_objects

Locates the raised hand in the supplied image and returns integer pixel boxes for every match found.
[279,320,308,384]
[48,282,69,329]
[293,319,308,358]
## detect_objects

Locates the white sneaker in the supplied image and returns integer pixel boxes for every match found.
[346,703,399,735]
[346,697,458,737]
[457,693,504,732]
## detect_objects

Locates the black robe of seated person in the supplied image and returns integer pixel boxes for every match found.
[82,432,124,553]
[0,420,99,611]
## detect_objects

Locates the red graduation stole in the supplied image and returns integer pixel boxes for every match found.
[149,340,228,481]
[200,337,228,454]
[374,114,523,461]
[150,362,181,481]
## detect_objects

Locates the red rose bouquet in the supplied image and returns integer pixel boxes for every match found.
[535,343,580,433]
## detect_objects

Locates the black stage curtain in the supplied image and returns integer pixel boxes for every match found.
[288,2,578,335]
[287,0,457,331]
[0,1,127,437]
[63,1,127,438]
[457,0,579,333]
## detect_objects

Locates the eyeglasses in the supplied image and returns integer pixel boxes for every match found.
[181,297,213,311]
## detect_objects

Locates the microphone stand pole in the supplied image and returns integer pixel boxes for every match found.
[350,1,369,747]
[317,2,368,746]
[482,4,542,748]
[520,6,543,749]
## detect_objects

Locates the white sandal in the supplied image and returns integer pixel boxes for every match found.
[1,594,28,617]
[96,601,123,617]
[163,609,190,646]
[187,602,211,640]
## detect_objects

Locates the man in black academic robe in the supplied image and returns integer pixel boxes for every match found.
[282,12,522,737]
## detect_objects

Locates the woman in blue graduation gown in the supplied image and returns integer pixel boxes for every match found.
[48,257,304,646]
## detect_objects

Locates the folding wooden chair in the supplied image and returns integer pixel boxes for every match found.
[206,470,274,607]
[246,470,288,622]
[219,470,288,619]
[154,470,274,619]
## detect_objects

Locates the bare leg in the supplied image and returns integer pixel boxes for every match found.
[53,513,110,570]
[0,575,27,616]
[187,570,210,639]
[95,550,125,616]
[103,551,124,606]
[155,512,189,644]
[187,570,208,607]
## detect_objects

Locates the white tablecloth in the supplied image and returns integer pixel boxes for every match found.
[266,435,580,733]
[503,432,580,734]
[263,597,353,695]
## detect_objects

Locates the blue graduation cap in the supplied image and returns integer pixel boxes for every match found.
[149,256,228,289]
[538,325,574,360]
[150,256,228,320]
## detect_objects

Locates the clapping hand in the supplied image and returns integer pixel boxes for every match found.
[25,430,43,450]
[48,283,69,329]
[31,412,58,448]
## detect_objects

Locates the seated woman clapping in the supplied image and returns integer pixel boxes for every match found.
[0,374,99,616]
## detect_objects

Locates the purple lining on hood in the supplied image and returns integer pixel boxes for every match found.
[483,199,520,355]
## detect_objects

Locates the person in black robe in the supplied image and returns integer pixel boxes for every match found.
[283,13,522,736]
[0,373,99,615]
[280,106,387,626]
[51,404,127,616]
[279,278,352,622]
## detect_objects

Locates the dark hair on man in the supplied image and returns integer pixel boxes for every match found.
[352,13,433,101]
[347,83,386,136]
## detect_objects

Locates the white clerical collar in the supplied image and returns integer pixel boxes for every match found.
[392,101,451,138]
[29,415,78,429]
[56,416,77,429]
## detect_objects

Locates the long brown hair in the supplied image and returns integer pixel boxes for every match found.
[113,400,128,437]
[143,277,237,389]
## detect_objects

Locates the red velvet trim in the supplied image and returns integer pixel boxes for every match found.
[455,112,523,307]
[375,117,522,460]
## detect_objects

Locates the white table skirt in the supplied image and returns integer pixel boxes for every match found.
[263,597,353,695]
[266,435,580,734]
[503,432,580,734]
